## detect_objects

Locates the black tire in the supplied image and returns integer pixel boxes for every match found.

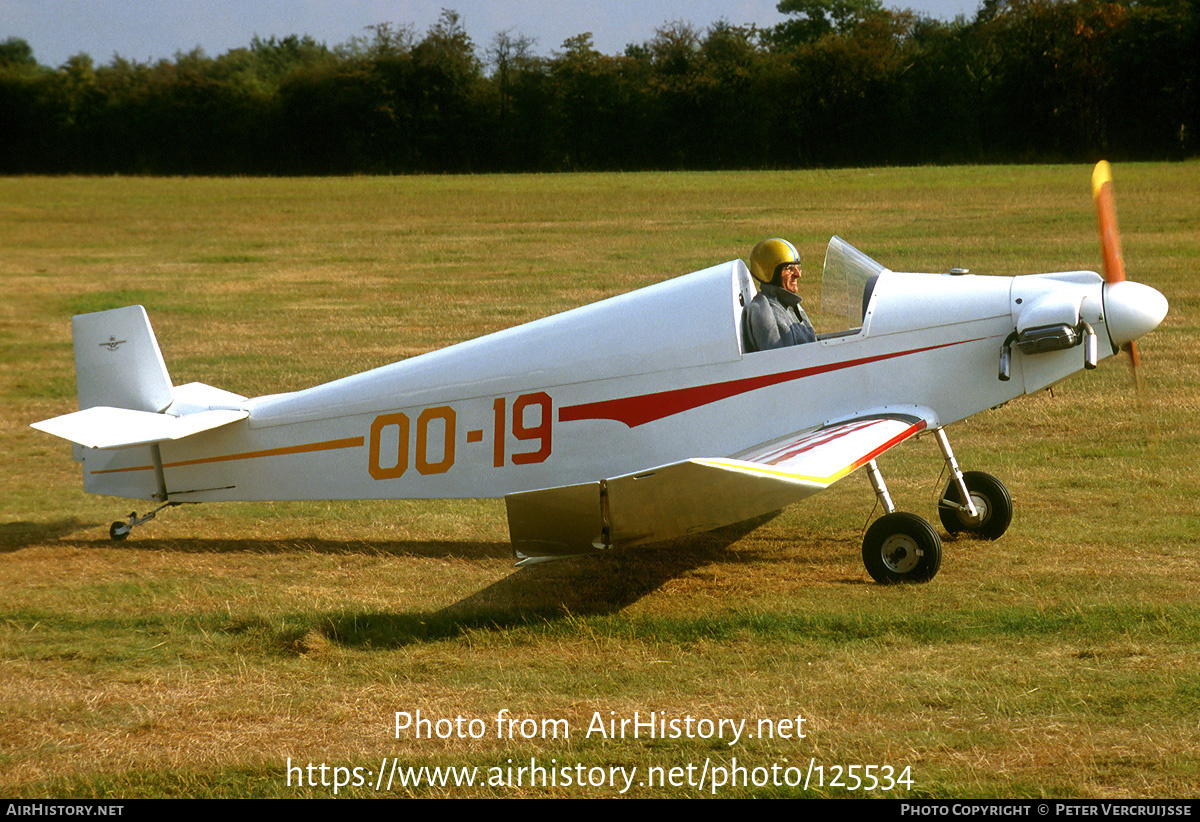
[109,521,130,541]
[938,471,1012,541]
[862,512,943,584]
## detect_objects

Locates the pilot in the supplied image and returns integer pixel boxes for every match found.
[745,238,816,351]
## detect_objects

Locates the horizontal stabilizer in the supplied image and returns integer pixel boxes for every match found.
[32,406,248,450]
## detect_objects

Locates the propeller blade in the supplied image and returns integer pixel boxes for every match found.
[1125,341,1146,393]
[1091,160,1126,285]
[1093,161,1151,394]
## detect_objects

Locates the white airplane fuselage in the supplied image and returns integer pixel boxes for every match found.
[77,258,1135,506]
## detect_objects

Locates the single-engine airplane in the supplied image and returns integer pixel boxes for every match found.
[33,163,1168,583]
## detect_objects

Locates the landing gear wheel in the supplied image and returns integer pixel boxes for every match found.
[938,471,1012,541]
[109,520,131,541]
[863,512,942,584]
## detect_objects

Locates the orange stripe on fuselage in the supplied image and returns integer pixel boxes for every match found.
[90,436,366,475]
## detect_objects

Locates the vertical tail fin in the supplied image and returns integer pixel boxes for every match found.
[35,306,248,504]
[72,305,173,412]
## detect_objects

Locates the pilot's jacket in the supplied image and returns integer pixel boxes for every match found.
[746,282,817,351]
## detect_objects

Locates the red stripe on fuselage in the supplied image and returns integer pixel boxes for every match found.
[558,340,979,428]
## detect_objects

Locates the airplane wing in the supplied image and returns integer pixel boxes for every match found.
[506,412,930,564]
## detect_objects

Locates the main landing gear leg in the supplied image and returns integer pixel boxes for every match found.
[933,427,979,523]
[933,428,1013,541]
[865,459,895,515]
[861,459,943,584]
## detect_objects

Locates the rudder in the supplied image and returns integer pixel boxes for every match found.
[72,305,173,412]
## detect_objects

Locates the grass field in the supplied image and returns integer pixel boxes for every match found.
[2,165,1198,798]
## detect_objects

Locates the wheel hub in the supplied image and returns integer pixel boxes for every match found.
[957,492,990,527]
[880,534,921,573]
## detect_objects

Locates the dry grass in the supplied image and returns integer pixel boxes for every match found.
[2,165,1199,797]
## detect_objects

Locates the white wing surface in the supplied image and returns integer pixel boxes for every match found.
[506,413,928,563]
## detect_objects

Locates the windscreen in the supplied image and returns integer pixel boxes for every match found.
[820,236,889,330]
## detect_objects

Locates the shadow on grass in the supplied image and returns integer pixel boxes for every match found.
[316,513,781,649]
[54,533,513,560]
[19,512,809,649]
[5,517,514,560]
[0,518,94,552]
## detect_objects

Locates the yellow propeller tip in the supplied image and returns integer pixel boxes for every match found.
[1092,160,1113,199]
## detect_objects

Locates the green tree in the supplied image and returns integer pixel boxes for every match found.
[488,30,549,169]
[0,37,51,171]
[408,9,486,170]
[0,36,39,70]
[770,0,886,46]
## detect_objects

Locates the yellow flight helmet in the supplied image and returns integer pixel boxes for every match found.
[749,238,801,284]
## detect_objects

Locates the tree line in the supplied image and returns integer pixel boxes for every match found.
[1,0,1195,175]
